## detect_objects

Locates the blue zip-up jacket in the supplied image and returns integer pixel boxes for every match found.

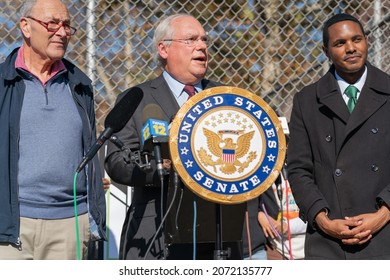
[0,48,106,244]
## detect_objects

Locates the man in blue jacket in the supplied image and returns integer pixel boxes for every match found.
[0,0,106,259]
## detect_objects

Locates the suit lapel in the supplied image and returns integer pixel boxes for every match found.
[149,75,180,120]
[345,63,390,136]
[317,75,350,155]
[345,87,386,136]
[201,79,221,90]
[148,75,220,120]
[317,71,350,124]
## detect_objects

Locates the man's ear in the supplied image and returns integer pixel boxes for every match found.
[322,45,330,60]
[20,17,32,39]
[158,41,168,60]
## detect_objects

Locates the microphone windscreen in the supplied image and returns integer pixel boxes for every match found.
[141,103,165,124]
[105,87,144,133]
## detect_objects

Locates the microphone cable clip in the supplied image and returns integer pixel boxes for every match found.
[132,150,153,173]
[109,135,153,173]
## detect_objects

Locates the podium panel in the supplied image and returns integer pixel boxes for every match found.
[164,183,245,260]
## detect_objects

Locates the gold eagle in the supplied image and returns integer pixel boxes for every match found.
[198,128,257,174]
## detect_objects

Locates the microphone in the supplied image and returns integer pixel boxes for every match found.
[76,87,144,173]
[108,134,126,151]
[141,104,169,180]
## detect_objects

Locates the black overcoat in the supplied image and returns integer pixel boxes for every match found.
[287,63,390,259]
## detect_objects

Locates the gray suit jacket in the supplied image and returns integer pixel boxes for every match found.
[105,74,222,259]
[287,62,390,259]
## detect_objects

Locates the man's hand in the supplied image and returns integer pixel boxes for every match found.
[315,210,371,245]
[274,220,288,236]
[343,205,390,245]
[102,177,111,192]
[258,212,276,239]
[163,159,171,172]
[258,212,287,239]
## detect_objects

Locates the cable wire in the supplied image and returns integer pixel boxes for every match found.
[261,203,291,257]
[174,188,184,231]
[276,181,285,258]
[283,177,293,260]
[73,172,81,260]
[143,174,178,260]
[245,209,252,259]
[192,197,197,260]
[160,175,166,259]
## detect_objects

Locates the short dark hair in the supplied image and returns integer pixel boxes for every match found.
[322,13,365,48]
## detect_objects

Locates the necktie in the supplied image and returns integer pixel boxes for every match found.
[183,84,195,100]
[345,85,358,113]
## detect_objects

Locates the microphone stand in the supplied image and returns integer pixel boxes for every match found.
[276,174,284,258]
[213,204,229,260]
[109,135,152,172]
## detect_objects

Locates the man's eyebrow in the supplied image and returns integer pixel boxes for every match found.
[331,38,346,45]
[49,16,71,23]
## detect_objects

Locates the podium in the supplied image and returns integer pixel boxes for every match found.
[164,179,245,260]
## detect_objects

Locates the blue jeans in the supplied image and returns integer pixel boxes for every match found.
[243,248,267,260]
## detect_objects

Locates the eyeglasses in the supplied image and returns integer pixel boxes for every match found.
[162,36,209,47]
[26,16,77,35]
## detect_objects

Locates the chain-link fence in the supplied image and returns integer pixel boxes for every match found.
[1,0,390,133]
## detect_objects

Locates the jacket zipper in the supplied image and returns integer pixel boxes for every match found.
[44,87,48,105]
[15,80,24,247]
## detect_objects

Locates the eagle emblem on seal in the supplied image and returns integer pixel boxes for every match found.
[197,128,257,174]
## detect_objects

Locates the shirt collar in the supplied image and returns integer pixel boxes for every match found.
[162,71,202,98]
[335,66,367,96]
[15,45,66,85]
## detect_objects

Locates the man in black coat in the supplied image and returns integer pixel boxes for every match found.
[287,13,390,259]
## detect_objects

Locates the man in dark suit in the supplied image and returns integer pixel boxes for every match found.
[105,14,222,260]
[287,13,390,259]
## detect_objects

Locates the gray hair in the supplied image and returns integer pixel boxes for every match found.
[152,14,194,67]
[20,0,38,17]
[20,0,69,17]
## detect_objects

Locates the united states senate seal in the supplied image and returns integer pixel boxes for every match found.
[169,86,286,204]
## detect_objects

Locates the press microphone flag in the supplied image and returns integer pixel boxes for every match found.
[142,119,169,146]
[76,87,144,173]
[141,104,169,180]
[141,104,169,153]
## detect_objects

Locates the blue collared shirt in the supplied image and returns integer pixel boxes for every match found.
[163,71,202,107]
